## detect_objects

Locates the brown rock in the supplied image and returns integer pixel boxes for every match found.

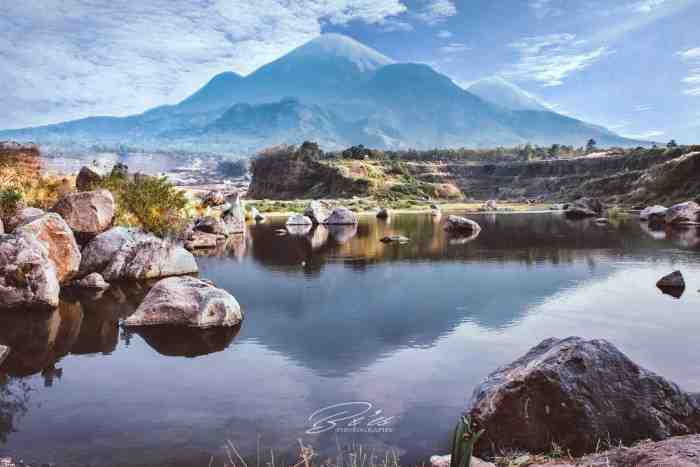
[564,198,603,219]
[15,213,81,283]
[444,215,481,234]
[656,270,685,298]
[76,166,103,191]
[51,190,115,241]
[123,276,243,328]
[468,337,700,458]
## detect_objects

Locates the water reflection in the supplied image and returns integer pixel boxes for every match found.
[134,325,241,357]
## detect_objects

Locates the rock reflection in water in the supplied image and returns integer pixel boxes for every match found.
[133,324,241,358]
[189,233,248,260]
[639,221,667,240]
[327,224,358,244]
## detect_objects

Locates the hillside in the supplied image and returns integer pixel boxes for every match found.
[0,34,644,152]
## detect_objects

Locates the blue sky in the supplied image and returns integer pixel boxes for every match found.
[1,0,698,142]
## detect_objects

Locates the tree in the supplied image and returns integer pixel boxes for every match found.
[586,139,597,153]
[667,139,678,148]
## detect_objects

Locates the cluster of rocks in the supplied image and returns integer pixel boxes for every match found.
[434,336,700,467]
[640,200,700,226]
[184,191,248,251]
[1,178,242,330]
[285,200,359,236]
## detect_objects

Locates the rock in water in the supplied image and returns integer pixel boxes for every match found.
[444,215,481,234]
[3,207,45,233]
[74,272,110,291]
[304,200,333,224]
[76,166,103,191]
[484,199,498,211]
[202,190,226,207]
[124,276,243,328]
[222,193,246,234]
[468,337,700,457]
[380,235,409,243]
[640,205,668,222]
[564,197,603,218]
[15,213,81,284]
[250,207,266,223]
[51,190,115,241]
[666,201,700,225]
[286,214,313,226]
[376,207,390,219]
[79,227,198,281]
[0,345,9,365]
[324,207,358,225]
[657,270,685,298]
[0,234,60,311]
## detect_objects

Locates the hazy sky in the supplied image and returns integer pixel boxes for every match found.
[1,0,698,141]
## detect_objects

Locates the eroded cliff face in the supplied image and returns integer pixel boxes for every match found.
[0,142,41,178]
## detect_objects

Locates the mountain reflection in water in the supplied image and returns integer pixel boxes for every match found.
[0,213,699,467]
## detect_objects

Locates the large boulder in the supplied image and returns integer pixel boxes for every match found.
[51,190,115,241]
[666,201,700,225]
[221,193,246,234]
[15,213,81,283]
[3,207,45,233]
[640,205,668,223]
[564,197,603,218]
[444,215,481,234]
[468,337,700,457]
[324,207,358,225]
[0,234,60,311]
[304,200,333,224]
[75,166,103,191]
[286,214,313,226]
[123,276,243,328]
[79,227,198,281]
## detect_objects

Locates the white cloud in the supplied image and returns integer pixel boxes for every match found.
[628,130,665,139]
[0,0,407,129]
[437,30,453,39]
[438,43,472,55]
[414,0,457,24]
[634,104,655,112]
[529,0,563,19]
[633,0,669,12]
[677,47,700,97]
[505,34,609,86]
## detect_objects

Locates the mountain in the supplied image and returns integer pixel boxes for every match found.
[468,77,549,111]
[0,34,644,152]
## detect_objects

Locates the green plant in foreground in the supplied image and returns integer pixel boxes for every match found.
[450,415,484,467]
[0,188,23,219]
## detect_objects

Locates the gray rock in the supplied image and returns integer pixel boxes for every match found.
[640,205,668,222]
[0,234,60,311]
[594,217,610,224]
[666,201,700,225]
[15,213,81,284]
[564,197,603,218]
[657,270,685,299]
[380,235,410,243]
[79,227,198,281]
[0,345,9,366]
[51,189,115,240]
[3,207,45,233]
[221,193,246,234]
[444,215,481,234]
[468,337,700,457]
[286,214,313,226]
[124,276,243,328]
[324,207,358,225]
[304,200,333,224]
[74,272,110,291]
[76,166,103,191]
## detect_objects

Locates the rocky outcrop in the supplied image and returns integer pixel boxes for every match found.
[15,212,81,283]
[304,200,333,224]
[444,215,481,234]
[51,190,115,241]
[0,234,60,311]
[666,201,700,225]
[563,197,603,218]
[468,337,700,458]
[324,207,358,225]
[248,147,370,199]
[123,276,243,328]
[527,435,700,467]
[76,166,103,191]
[3,207,45,233]
[79,227,198,281]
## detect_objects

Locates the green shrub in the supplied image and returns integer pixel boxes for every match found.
[0,188,23,219]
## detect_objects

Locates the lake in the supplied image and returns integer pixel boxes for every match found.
[1,212,699,466]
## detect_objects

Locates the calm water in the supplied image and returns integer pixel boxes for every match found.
[1,212,700,466]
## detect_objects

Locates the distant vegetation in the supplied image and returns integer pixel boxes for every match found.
[217,159,248,178]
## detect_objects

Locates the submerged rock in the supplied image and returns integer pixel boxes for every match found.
[15,212,81,284]
[79,227,197,281]
[0,234,60,311]
[640,205,668,223]
[124,276,243,328]
[324,207,358,225]
[468,336,700,457]
[51,190,115,241]
[444,215,481,234]
[76,166,103,191]
[564,197,603,218]
[304,200,333,224]
[666,201,700,225]
[657,270,685,298]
